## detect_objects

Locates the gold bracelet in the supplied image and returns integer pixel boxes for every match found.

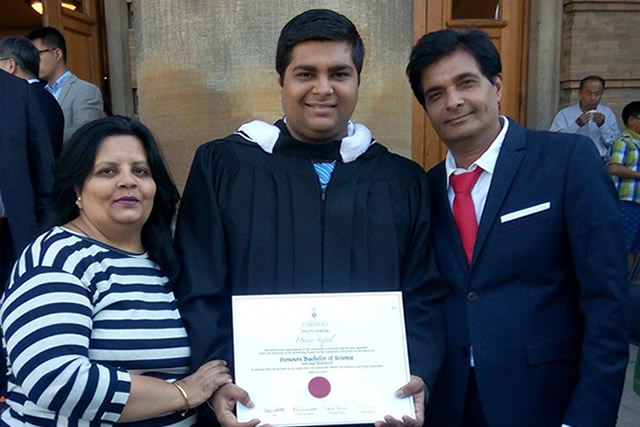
[172,382,190,416]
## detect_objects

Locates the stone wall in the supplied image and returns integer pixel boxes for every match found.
[559,0,640,127]
[133,0,413,190]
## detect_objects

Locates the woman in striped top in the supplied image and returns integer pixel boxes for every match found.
[1,117,231,426]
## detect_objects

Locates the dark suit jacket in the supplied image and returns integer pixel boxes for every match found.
[30,81,64,158]
[425,119,629,427]
[0,70,54,256]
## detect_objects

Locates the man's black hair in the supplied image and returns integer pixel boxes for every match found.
[579,75,605,91]
[406,28,501,108]
[622,101,640,127]
[27,26,67,63]
[276,9,364,85]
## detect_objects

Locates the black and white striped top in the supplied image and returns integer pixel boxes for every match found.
[1,227,194,426]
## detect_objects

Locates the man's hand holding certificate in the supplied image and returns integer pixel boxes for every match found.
[220,292,423,427]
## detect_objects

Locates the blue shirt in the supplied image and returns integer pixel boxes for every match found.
[312,161,336,191]
[45,70,72,100]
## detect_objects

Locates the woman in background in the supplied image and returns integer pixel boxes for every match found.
[1,116,229,426]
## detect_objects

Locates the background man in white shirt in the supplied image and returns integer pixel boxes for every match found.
[550,75,620,160]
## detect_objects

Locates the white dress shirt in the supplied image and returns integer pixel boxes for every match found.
[550,103,620,157]
[445,116,508,367]
[445,116,509,219]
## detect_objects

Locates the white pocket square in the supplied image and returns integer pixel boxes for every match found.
[500,202,551,223]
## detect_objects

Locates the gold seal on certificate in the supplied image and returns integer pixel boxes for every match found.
[232,292,415,426]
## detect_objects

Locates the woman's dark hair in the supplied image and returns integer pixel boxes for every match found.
[52,116,180,281]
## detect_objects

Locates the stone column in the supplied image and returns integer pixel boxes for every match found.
[133,0,413,190]
[526,0,563,130]
[104,0,135,117]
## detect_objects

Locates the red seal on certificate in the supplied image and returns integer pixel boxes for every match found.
[308,376,331,398]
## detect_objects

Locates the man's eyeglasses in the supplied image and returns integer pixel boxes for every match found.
[0,57,12,61]
[38,48,56,55]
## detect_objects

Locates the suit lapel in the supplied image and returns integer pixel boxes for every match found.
[57,74,76,105]
[472,120,527,265]
[431,162,470,272]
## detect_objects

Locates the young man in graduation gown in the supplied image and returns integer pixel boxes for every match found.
[174,9,447,427]
[405,28,629,427]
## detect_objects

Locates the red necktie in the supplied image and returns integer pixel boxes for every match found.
[450,167,484,264]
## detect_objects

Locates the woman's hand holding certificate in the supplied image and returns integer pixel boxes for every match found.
[210,376,425,427]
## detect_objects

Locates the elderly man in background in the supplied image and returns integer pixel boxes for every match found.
[550,75,620,161]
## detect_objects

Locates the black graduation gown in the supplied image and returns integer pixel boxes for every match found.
[174,120,448,423]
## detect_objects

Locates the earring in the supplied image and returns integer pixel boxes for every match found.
[76,196,83,210]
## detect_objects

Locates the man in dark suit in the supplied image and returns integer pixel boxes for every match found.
[0,70,54,282]
[406,29,629,427]
[0,70,54,391]
[0,36,64,157]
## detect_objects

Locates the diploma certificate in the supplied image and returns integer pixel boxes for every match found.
[232,292,415,426]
